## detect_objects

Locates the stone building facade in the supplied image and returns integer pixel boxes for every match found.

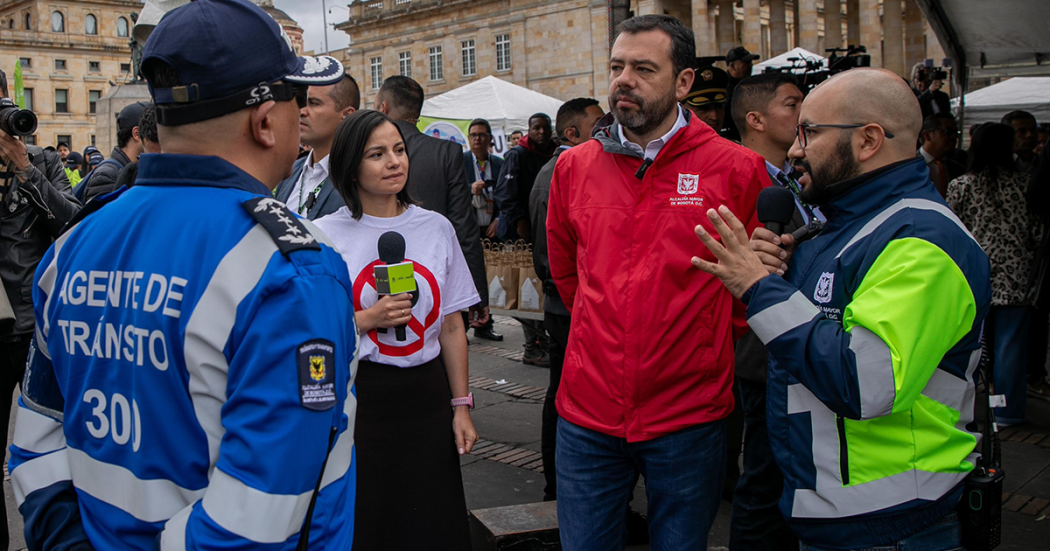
[0,0,142,151]
[254,0,304,54]
[336,0,612,109]
[335,0,948,111]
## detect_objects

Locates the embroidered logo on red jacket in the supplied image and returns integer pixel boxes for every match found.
[670,173,705,207]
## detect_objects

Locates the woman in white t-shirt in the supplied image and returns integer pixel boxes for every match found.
[315,110,479,549]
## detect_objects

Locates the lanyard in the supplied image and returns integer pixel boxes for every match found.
[775,171,816,220]
[298,177,327,215]
[475,158,487,181]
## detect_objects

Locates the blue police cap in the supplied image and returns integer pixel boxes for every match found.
[141,0,344,126]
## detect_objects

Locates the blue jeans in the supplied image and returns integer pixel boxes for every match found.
[799,512,963,551]
[988,306,1032,425]
[556,417,726,551]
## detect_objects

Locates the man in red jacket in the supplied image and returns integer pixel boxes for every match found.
[547,14,768,550]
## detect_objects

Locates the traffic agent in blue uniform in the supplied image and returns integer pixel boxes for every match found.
[8,1,356,549]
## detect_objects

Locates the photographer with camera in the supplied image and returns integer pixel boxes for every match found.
[911,62,951,120]
[0,68,80,550]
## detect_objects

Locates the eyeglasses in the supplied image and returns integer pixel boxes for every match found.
[292,85,308,109]
[796,123,895,150]
[468,133,490,140]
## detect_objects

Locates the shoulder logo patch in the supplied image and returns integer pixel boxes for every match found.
[814,272,834,304]
[298,339,337,411]
[243,197,321,256]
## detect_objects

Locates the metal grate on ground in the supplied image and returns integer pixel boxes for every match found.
[469,342,525,362]
[469,376,547,401]
[470,439,544,473]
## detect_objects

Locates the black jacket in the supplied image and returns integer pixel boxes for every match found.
[529,148,570,316]
[395,120,488,306]
[1,146,81,336]
[494,141,554,239]
[83,147,132,202]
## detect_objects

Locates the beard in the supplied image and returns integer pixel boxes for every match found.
[609,86,678,138]
[794,135,861,206]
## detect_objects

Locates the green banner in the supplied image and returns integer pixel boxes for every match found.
[13,61,25,109]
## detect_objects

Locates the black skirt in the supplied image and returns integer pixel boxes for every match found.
[352,357,472,551]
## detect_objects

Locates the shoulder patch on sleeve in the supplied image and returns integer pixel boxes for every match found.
[297,339,337,411]
[243,197,322,256]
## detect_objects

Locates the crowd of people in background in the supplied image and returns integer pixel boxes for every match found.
[1,1,1050,550]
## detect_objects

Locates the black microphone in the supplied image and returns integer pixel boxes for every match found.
[757,186,797,236]
[791,219,825,244]
[375,232,419,341]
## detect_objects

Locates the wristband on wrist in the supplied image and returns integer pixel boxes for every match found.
[450,392,474,409]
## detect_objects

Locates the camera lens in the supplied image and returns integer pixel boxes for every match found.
[0,106,38,137]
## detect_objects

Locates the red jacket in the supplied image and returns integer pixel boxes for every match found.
[547,113,768,442]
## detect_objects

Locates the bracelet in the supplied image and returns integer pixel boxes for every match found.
[450,392,474,409]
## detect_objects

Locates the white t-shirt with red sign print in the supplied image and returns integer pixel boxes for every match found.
[315,205,479,367]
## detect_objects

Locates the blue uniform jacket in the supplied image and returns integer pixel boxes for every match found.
[9,154,358,550]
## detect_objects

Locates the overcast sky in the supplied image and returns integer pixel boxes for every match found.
[274,0,352,55]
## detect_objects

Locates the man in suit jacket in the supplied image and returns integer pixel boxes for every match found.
[275,73,359,220]
[917,113,964,198]
[376,76,490,325]
[463,119,503,340]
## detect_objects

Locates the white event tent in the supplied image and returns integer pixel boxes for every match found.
[419,76,565,154]
[753,47,826,74]
[951,77,1050,127]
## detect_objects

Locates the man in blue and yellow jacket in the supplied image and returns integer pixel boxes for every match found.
[692,68,990,550]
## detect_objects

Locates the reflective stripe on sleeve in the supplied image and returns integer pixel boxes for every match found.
[67,447,204,523]
[201,468,313,544]
[36,222,77,342]
[159,504,193,551]
[12,404,65,454]
[850,326,896,419]
[183,225,277,470]
[748,291,821,345]
[11,448,70,506]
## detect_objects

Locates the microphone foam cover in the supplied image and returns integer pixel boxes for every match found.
[757,186,797,226]
[377,231,406,264]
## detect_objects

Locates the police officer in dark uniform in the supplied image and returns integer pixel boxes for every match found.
[681,64,731,135]
[10,2,359,549]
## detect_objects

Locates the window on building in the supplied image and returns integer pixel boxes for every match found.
[398,52,412,78]
[496,34,511,71]
[57,135,71,149]
[370,57,383,90]
[7,19,12,29]
[89,90,101,114]
[55,59,67,71]
[55,89,68,113]
[461,39,476,77]
[121,63,131,74]
[51,11,63,33]
[19,58,31,69]
[91,135,96,146]
[117,17,128,37]
[23,89,34,111]
[89,61,100,72]
[428,46,443,81]
[24,135,36,146]
[85,14,97,35]
[24,13,31,30]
